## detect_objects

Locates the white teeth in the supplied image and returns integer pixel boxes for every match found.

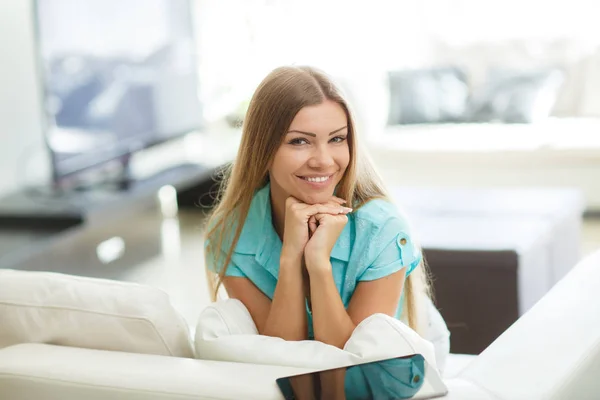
[304,176,330,183]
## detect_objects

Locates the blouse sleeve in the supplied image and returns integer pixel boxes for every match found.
[224,262,246,277]
[358,218,422,282]
[204,238,247,278]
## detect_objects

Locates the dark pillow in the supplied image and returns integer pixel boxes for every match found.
[387,67,469,125]
[465,68,565,123]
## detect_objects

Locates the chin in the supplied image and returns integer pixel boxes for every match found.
[285,173,344,204]
[299,192,332,205]
[294,181,341,205]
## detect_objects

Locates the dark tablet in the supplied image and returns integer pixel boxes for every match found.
[276,354,448,400]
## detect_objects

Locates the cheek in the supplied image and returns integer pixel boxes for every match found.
[270,149,304,179]
[275,149,305,170]
[336,146,350,170]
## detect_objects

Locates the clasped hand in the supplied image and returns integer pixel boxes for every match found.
[281,195,352,272]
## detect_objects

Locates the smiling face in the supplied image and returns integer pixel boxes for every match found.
[269,99,350,205]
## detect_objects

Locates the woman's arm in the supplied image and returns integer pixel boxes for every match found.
[308,261,407,348]
[224,196,350,340]
[224,257,315,397]
[307,262,355,348]
[306,211,410,348]
[223,253,307,340]
[309,262,406,399]
[263,253,308,339]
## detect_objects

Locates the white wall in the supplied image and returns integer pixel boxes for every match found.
[0,1,50,197]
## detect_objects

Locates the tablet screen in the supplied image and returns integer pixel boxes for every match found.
[276,354,448,400]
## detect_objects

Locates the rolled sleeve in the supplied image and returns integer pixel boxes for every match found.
[224,263,246,277]
[358,223,422,282]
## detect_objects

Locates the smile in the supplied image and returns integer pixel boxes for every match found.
[298,174,334,183]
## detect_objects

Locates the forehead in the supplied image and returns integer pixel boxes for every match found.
[288,100,348,133]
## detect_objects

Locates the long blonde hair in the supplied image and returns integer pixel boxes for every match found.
[204,66,431,332]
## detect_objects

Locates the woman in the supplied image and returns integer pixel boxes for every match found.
[204,65,432,350]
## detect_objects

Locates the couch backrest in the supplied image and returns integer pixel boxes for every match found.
[458,250,600,399]
[432,39,600,118]
[0,269,195,358]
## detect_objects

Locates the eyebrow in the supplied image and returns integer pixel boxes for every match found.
[286,126,348,137]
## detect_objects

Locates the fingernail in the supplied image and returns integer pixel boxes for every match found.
[341,207,353,213]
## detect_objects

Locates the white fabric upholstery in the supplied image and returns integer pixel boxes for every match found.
[195,298,441,373]
[443,354,476,379]
[195,293,451,373]
[459,250,600,400]
[421,294,451,374]
[0,269,194,358]
[441,378,496,400]
[1,250,599,399]
[0,343,310,400]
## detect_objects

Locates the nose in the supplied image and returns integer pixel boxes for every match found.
[307,143,335,169]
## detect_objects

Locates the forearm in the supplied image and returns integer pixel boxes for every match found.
[308,261,356,349]
[263,254,308,340]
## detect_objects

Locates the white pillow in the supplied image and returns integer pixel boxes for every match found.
[195,299,438,372]
[0,269,194,358]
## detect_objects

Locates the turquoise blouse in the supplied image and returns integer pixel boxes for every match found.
[206,183,422,337]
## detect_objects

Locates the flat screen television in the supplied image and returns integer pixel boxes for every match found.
[32,0,204,187]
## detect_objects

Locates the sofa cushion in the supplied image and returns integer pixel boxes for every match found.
[0,269,194,358]
[194,299,438,372]
[387,67,470,125]
[466,67,565,123]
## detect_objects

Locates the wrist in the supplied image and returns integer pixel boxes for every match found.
[305,256,332,275]
[280,251,303,269]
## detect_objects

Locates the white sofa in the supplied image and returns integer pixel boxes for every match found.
[0,249,599,399]
[332,37,600,212]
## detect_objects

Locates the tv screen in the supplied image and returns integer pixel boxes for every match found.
[34,0,204,182]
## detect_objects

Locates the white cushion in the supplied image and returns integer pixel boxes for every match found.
[195,299,439,372]
[0,269,194,358]
[420,294,451,375]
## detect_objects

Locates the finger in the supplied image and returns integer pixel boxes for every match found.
[330,196,347,205]
[324,199,344,209]
[310,205,347,216]
[308,215,318,234]
[313,213,326,223]
[315,212,348,224]
[305,204,352,216]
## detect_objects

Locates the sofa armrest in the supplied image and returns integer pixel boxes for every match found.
[0,343,310,400]
[458,250,600,399]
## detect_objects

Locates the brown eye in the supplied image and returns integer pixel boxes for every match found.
[289,138,309,145]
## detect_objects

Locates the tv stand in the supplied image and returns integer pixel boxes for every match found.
[0,162,220,229]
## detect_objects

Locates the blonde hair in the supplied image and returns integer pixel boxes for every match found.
[204,66,431,332]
